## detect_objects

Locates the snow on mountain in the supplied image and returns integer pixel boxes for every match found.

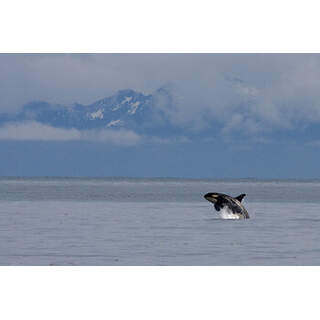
[111,105,121,111]
[89,109,104,120]
[128,101,140,115]
[107,119,123,127]
[121,96,132,104]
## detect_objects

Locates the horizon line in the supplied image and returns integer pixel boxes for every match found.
[1,175,320,182]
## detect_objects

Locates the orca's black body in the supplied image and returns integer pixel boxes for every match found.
[203,192,249,219]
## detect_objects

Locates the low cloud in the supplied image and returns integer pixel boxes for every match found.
[145,135,190,145]
[0,121,190,146]
[82,128,141,146]
[0,121,80,141]
[0,121,141,146]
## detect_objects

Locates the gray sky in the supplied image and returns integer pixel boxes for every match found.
[1,53,320,135]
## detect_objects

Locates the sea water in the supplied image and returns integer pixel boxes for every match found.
[0,177,320,265]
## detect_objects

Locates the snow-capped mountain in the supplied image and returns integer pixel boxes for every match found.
[0,89,163,133]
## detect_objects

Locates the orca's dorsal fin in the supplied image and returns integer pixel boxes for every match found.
[235,194,246,202]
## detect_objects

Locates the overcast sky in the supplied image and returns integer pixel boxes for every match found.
[1,53,320,152]
[1,54,320,134]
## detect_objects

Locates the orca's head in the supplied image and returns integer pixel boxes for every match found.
[203,192,220,204]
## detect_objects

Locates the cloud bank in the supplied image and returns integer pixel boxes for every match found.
[0,122,141,146]
[0,121,190,146]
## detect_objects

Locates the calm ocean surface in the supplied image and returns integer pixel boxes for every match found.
[0,177,320,265]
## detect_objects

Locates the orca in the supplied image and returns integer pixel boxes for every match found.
[203,192,249,219]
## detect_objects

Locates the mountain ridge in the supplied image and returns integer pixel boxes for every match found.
[0,89,162,133]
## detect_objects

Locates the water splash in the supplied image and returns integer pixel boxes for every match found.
[218,207,240,220]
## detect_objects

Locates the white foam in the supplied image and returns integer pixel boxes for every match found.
[218,207,241,220]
